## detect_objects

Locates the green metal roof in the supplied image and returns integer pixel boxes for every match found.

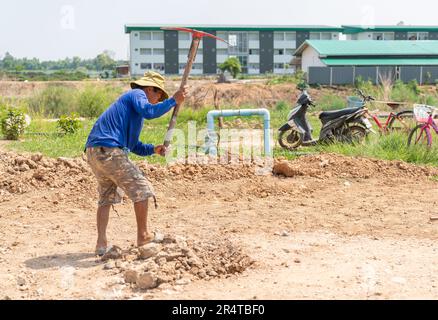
[295,40,438,57]
[343,25,438,34]
[125,24,343,33]
[322,58,438,66]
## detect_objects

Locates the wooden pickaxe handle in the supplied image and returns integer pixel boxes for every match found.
[161,27,228,149]
[163,37,201,148]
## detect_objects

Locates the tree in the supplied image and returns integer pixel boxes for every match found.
[218,57,241,79]
[2,52,15,70]
[95,51,116,71]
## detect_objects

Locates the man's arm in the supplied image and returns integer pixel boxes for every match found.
[131,141,155,157]
[131,90,176,119]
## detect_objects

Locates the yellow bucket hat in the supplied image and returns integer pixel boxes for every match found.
[130,71,169,101]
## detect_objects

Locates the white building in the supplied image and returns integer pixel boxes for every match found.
[125,24,342,76]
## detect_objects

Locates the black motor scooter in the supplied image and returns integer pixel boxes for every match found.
[278,90,373,150]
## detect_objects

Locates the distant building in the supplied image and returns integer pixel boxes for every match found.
[294,40,438,85]
[125,24,342,76]
[116,65,130,78]
[342,25,438,41]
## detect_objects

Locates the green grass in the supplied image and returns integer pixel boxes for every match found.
[5,107,438,168]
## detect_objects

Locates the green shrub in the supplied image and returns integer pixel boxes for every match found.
[267,71,307,85]
[77,85,121,118]
[355,76,379,97]
[1,108,27,140]
[275,100,289,112]
[390,80,419,103]
[57,113,82,135]
[218,57,242,79]
[27,85,77,118]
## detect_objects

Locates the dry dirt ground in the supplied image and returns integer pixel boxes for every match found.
[1,149,438,300]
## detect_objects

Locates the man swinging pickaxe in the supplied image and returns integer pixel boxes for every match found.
[161,27,228,150]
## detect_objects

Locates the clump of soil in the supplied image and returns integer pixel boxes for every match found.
[273,153,438,180]
[106,234,254,290]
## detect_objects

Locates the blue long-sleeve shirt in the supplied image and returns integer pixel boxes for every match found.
[85,89,176,156]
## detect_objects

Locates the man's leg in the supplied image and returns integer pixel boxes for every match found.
[134,200,153,247]
[96,204,111,251]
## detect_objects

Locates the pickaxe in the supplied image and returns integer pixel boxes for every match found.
[161,27,228,149]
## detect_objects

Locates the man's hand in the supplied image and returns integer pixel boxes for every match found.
[154,145,167,157]
[173,86,188,105]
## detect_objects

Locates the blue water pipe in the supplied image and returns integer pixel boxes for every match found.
[205,109,271,156]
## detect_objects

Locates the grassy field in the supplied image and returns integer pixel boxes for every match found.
[5,104,438,167]
[2,77,438,166]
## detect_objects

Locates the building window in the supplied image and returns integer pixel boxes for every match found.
[285,49,295,56]
[139,32,152,40]
[228,34,238,47]
[249,49,260,55]
[274,63,284,69]
[248,63,259,70]
[248,32,259,41]
[152,32,164,40]
[217,49,228,55]
[274,32,285,41]
[384,32,395,40]
[408,32,429,40]
[217,31,227,39]
[274,49,284,55]
[179,49,190,56]
[153,48,165,55]
[373,33,384,40]
[179,32,191,40]
[140,48,152,55]
[228,32,248,55]
[320,33,332,40]
[372,32,394,40]
[192,63,203,70]
[309,32,321,40]
[140,63,152,70]
[153,63,165,71]
[350,34,359,40]
[179,64,186,70]
[285,32,296,41]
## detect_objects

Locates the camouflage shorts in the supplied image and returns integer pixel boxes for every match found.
[86,147,155,207]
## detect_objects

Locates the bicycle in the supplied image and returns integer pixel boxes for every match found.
[353,90,415,133]
[407,105,438,148]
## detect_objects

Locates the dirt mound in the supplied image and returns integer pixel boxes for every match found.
[103,234,254,291]
[2,150,437,204]
[0,152,94,201]
[273,153,438,180]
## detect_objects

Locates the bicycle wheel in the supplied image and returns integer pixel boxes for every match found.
[388,110,415,132]
[407,124,432,147]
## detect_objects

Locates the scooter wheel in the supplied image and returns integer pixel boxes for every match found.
[278,129,303,150]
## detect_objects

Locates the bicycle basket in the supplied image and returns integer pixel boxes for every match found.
[413,104,435,123]
[347,96,364,108]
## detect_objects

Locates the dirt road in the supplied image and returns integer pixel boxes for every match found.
[1,151,438,300]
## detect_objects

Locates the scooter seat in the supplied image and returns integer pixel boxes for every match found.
[319,107,363,121]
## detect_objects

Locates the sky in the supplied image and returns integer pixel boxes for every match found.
[1,0,438,61]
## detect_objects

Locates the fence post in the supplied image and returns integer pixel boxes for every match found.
[330,67,333,86]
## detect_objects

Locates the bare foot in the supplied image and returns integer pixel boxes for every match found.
[95,239,108,256]
[137,233,154,247]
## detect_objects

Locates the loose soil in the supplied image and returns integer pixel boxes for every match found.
[1,149,438,299]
